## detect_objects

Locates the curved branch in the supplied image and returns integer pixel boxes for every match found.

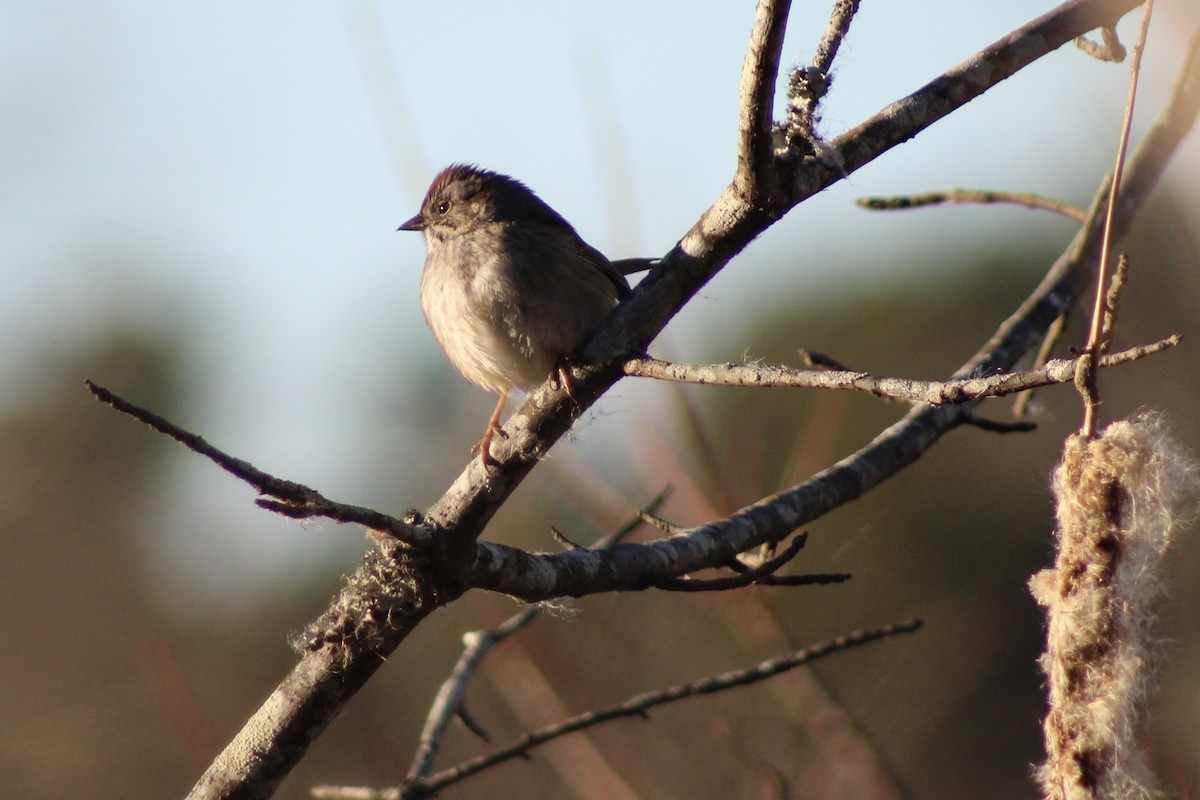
[736,0,791,199]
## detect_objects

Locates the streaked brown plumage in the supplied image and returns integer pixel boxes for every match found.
[399,164,630,466]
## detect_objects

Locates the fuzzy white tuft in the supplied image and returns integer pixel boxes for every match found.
[1031,415,1198,800]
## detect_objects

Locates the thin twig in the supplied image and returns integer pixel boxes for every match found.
[856,189,1087,221]
[1100,253,1131,348]
[550,526,583,550]
[84,381,423,546]
[377,620,924,799]
[403,607,539,784]
[1078,0,1154,437]
[638,510,688,535]
[656,570,850,592]
[961,412,1039,434]
[403,491,673,785]
[786,0,862,140]
[455,707,490,743]
[736,0,792,197]
[758,573,853,587]
[812,0,860,75]
[652,533,816,591]
[1014,311,1070,417]
[623,336,1179,405]
[598,486,672,547]
[1075,25,1127,61]
[798,348,854,370]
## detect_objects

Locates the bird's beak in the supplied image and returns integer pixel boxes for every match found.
[397,214,425,232]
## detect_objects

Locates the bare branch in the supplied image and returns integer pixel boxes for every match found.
[821,0,1144,189]
[638,510,687,535]
[811,0,861,77]
[622,337,1179,404]
[655,570,850,592]
[736,0,791,197]
[1014,311,1070,417]
[961,412,1040,434]
[473,84,1195,601]
[1100,252,1131,348]
[785,0,862,140]
[1118,29,1200,212]
[376,620,924,799]
[404,606,539,784]
[85,381,424,546]
[856,188,1088,221]
[404,491,672,785]
[650,532,852,592]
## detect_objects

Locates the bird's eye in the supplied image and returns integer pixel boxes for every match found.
[435,201,451,215]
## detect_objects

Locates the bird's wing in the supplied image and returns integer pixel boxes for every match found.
[576,239,633,300]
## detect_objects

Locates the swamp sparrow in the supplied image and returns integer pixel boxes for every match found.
[399,164,633,466]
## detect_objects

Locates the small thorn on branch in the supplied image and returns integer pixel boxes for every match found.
[797,348,854,371]
[456,706,491,743]
[551,526,584,550]
[638,511,687,535]
[961,412,1039,434]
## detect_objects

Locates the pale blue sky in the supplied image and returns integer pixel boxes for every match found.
[4,1,1197,609]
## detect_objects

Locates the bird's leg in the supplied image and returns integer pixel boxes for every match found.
[472,387,510,468]
[550,360,578,403]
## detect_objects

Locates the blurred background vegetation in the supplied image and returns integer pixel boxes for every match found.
[3,2,1199,799]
